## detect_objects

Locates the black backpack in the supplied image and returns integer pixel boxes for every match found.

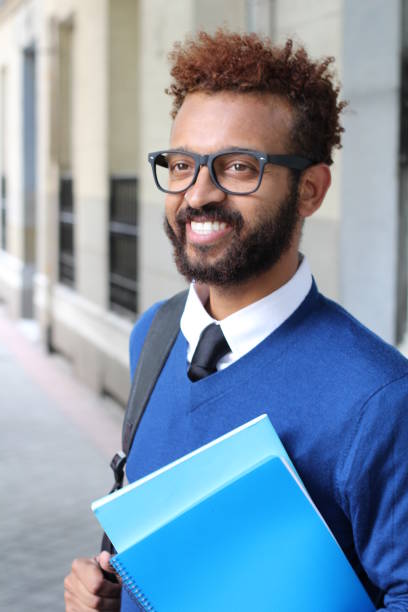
[101,290,188,553]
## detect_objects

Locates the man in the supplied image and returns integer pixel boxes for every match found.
[64,30,408,611]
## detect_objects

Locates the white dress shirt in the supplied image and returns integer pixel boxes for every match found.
[180,257,313,371]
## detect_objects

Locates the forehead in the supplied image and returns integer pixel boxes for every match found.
[170,91,294,153]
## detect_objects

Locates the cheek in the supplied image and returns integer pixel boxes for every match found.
[234,195,270,228]
[165,194,181,224]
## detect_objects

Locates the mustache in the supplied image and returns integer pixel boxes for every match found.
[175,204,244,231]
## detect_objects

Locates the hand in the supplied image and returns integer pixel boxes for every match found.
[64,552,121,611]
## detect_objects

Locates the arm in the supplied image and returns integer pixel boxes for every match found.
[64,552,121,611]
[338,375,408,610]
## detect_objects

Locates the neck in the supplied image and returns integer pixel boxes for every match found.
[205,250,300,320]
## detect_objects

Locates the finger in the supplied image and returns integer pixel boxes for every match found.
[67,558,121,605]
[97,551,115,573]
[72,557,121,598]
[96,552,121,584]
[65,585,93,611]
[65,578,121,611]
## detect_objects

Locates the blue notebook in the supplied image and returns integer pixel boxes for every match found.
[92,415,374,612]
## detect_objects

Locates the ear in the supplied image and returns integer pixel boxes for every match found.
[297,164,331,219]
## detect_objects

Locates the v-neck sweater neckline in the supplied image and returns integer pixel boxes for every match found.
[177,281,320,412]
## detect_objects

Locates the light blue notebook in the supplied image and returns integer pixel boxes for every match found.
[92,415,375,612]
[92,414,298,554]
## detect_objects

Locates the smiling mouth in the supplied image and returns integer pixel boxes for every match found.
[190,221,228,235]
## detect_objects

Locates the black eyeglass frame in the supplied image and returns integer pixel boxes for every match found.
[148,148,315,196]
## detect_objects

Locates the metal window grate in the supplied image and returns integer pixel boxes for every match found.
[109,177,138,315]
[59,174,75,286]
[1,175,6,250]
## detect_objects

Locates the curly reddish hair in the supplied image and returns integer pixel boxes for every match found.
[167,30,346,165]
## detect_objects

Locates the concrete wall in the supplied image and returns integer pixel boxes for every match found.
[0,66,8,249]
[341,0,401,343]
[0,0,38,318]
[275,0,343,301]
[137,0,193,311]
[30,0,143,402]
[109,0,139,175]
[34,6,59,335]
[41,0,134,401]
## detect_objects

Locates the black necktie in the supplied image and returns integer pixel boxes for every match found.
[188,323,231,382]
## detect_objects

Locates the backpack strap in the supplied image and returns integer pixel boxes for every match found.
[108,289,188,494]
[101,289,188,556]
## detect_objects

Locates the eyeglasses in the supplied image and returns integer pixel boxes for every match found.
[148,148,314,196]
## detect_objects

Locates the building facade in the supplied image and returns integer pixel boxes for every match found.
[0,0,405,403]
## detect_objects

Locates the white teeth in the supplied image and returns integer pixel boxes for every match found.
[191,221,227,235]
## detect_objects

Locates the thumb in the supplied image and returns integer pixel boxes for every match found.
[97,550,115,573]
[96,551,121,583]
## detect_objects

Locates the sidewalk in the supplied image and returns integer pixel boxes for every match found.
[0,309,124,612]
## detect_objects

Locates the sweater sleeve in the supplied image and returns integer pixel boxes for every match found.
[338,374,408,610]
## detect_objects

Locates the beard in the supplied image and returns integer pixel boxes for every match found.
[164,177,300,287]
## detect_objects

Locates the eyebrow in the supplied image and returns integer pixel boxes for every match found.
[168,147,194,155]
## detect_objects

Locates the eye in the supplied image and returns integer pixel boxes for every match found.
[168,157,195,175]
[230,161,251,172]
[223,158,259,175]
[173,162,190,172]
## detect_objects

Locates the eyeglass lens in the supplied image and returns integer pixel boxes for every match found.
[155,151,261,194]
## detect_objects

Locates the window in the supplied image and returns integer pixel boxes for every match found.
[59,173,75,285]
[109,177,138,315]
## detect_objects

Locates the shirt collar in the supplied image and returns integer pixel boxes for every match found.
[180,257,313,365]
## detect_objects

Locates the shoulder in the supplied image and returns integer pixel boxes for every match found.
[128,289,189,379]
[128,300,165,379]
[308,291,408,386]
[314,294,408,448]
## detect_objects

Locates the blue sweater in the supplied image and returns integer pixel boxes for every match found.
[121,283,408,611]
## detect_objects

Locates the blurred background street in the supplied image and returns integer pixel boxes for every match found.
[0,307,123,612]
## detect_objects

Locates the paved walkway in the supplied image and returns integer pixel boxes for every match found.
[0,310,124,611]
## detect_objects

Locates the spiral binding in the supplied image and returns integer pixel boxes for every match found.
[110,557,157,612]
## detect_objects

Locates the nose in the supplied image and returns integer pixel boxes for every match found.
[184,165,227,209]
